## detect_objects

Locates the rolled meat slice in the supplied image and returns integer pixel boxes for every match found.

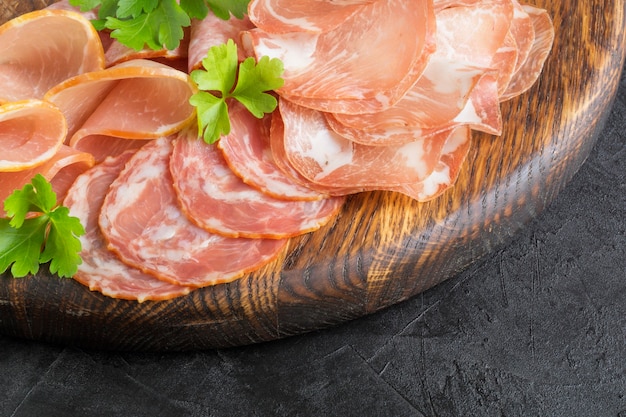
[0,100,66,172]
[1,145,95,217]
[247,0,375,33]
[64,151,192,302]
[0,9,104,103]
[242,0,436,114]
[170,128,344,239]
[217,103,328,201]
[44,59,197,163]
[99,136,288,288]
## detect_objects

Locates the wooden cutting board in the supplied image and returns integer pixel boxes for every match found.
[1,1,624,351]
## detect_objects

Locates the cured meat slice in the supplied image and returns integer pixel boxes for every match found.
[99,137,288,287]
[188,14,255,72]
[171,128,344,238]
[0,145,95,217]
[0,100,66,172]
[500,5,554,101]
[325,71,501,146]
[269,112,355,195]
[44,59,197,162]
[64,151,192,302]
[247,0,374,34]
[328,2,515,145]
[278,99,448,189]
[0,9,104,103]
[242,0,436,114]
[392,126,471,201]
[217,103,327,201]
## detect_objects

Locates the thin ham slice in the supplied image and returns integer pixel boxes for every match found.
[247,0,375,33]
[64,151,192,302]
[217,103,328,200]
[242,0,437,114]
[187,14,255,72]
[325,0,512,145]
[277,99,448,189]
[170,128,344,239]
[44,59,197,162]
[0,100,66,172]
[0,145,95,217]
[99,137,288,288]
[0,9,104,103]
[392,126,471,201]
[500,4,554,101]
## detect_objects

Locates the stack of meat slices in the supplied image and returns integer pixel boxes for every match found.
[65,124,345,301]
[243,0,554,201]
[0,0,554,301]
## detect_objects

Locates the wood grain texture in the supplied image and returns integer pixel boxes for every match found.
[1,1,624,351]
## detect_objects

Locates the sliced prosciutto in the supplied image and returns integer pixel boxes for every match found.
[392,126,471,201]
[44,59,197,162]
[64,151,192,302]
[500,5,554,101]
[0,100,66,172]
[242,0,437,114]
[247,0,375,33]
[1,145,95,217]
[188,14,255,71]
[99,137,288,288]
[326,0,513,144]
[277,99,451,189]
[0,9,104,103]
[170,128,344,239]
[217,103,328,200]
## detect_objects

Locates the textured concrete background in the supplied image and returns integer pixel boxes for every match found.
[1,67,624,417]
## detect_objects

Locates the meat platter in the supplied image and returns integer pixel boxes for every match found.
[0,0,624,351]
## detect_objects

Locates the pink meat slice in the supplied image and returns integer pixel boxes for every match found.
[217,103,328,201]
[0,145,95,217]
[500,4,554,101]
[0,9,104,103]
[242,0,436,114]
[64,151,192,302]
[171,128,344,238]
[269,112,357,195]
[99,136,288,288]
[392,126,471,202]
[0,99,66,172]
[247,0,375,33]
[278,99,448,189]
[325,71,501,146]
[329,0,513,136]
[187,14,255,72]
[44,59,196,163]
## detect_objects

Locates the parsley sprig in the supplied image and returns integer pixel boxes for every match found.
[0,175,84,278]
[190,39,284,144]
[69,0,251,51]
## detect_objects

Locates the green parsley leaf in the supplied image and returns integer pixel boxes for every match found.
[106,0,190,51]
[205,0,250,20]
[1,175,85,278]
[190,40,284,144]
[69,0,252,51]
[180,0,209,20]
